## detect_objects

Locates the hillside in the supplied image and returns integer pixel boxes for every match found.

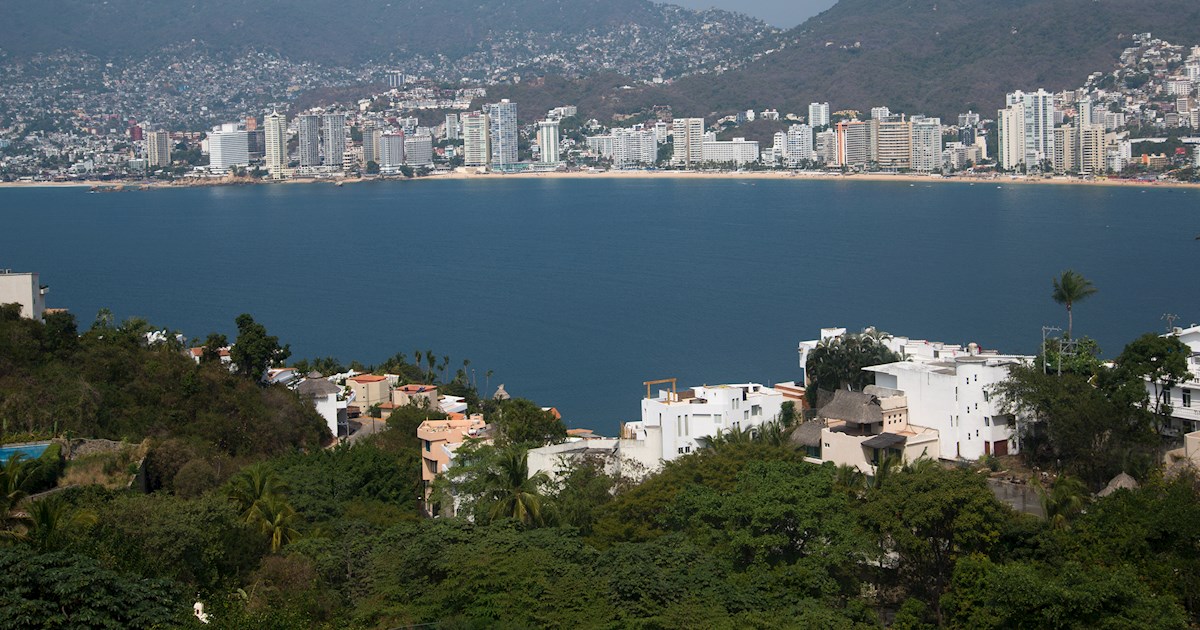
[494,0,1200,121]
[0,0,777,79]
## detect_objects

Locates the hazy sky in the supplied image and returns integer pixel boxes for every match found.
[670,0,838,28]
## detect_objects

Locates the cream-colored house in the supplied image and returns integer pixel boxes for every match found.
[347,374,390,411]
[393,384,439,410]
[417,413,487,516]
[794,386,940,474]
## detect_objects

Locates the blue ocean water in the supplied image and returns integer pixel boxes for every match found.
[1,178,1196,433]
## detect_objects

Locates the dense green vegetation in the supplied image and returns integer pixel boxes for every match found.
[2,298,1199,627]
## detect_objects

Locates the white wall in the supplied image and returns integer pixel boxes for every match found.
[0,272,44,320]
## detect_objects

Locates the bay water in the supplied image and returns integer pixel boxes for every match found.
[1,178,1195,433]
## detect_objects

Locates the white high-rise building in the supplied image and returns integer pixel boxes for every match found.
[873,119,912,170]
[321,113,346,169]
[910,117,943,172]
[445,113,460,141]
[379,132,405,169]
[537,120,560,164]
[997,103,1026,171]
[484,100,518,167]
[462,112,490,167]
[264,111,288,178]
[785,124,814,166]
[611,128,657,169]
[809,102,831,128]
[671,118,705,168]
[404,134,434,167]
[297,115,321,168]
[208,124,249,172]
[1007,89,1054,170]
[146,130,171,168]
[870,106,892,121]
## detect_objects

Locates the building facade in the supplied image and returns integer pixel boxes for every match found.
[809,102,831,128]
[461,112,490,167]
[208,125,249,172]
[321,113,346,169]
[671,118,705,168]
[484,100,518,167]
[537,119,560,164]
[264,111,288,178]
[0,271,47,321]
[146,130,171,168]
[297,115,321,168]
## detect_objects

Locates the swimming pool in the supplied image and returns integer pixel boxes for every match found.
[0,442,50,464]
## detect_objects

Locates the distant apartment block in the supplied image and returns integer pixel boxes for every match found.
[207,124,249,172]
[461,112,490,167]
[264,111,288,178]
[537,119,560,165]
[484,100,518,167]
[670,118,705,168]
[809,102,831,128]
[145,130,171,168]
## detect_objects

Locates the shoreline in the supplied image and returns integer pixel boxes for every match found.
[0,169,1196,191]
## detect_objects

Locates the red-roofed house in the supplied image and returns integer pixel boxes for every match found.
[348,374,389,410]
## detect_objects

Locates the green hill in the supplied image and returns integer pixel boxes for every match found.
[0,0,773,69]
[497,0,1200,121]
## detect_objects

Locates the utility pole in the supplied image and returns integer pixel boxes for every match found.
[1041,326,1062,375]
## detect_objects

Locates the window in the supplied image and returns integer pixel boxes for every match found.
[1185,389,1192,408]
[751,405,762,417]
[983,390,990,402]
[424,440,431,452]
[678,447,685,454]
[715,414,723,425]
[744,411,749,420]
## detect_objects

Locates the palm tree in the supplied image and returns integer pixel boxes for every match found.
[1033,475,1088,530]
[1051,270,1097,338]
[227,465,290,524]
[253,494,300,553]
[483,449,550,527]
[24,495,97,552]
[0,454,32,543]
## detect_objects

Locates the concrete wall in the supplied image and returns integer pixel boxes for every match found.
[0,272,44,320]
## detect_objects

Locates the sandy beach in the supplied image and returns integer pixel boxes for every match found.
[1,169,1196,190]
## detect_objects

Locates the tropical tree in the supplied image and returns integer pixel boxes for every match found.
[23,495,97,552]
[482,449,550,527]
[227,464,290,524]
[1031,475,1088,530]
[1051,270,1097,338]
[806,330,901,394]
[0,454,32,543]
[253,494,300,553]
[229,314,291,381]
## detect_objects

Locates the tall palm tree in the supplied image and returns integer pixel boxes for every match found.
[227,465,290,524]
[483,449,550,527]
[0,454,32,543]
[24,495,97,552]
[253,494,300,553]
[1051,270,1097,338]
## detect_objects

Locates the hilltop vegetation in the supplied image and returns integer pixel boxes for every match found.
[0,0,776,76]
[492,0,1200,121]
[1,299,1199,627]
